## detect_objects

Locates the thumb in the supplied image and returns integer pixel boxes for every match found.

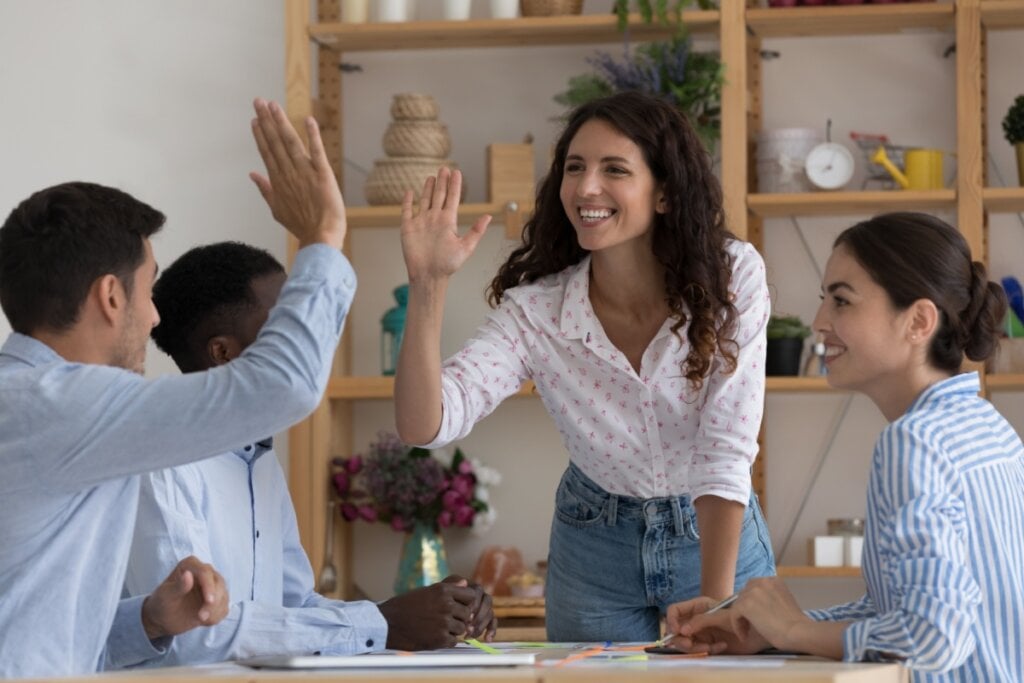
[173,568,195,597]
[249,172,273,202]
[461,215,492,252]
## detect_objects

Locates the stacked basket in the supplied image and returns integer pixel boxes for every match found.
[364,94,461,205]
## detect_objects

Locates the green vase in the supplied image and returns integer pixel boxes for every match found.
[394,521,449,594]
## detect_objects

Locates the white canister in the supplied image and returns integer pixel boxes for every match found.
[489,0,519,19]
[756,128,822,193]
[844,536,864,567]
[443,0,472,20]
[377,0,410,22]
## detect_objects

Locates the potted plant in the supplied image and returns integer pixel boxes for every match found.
[766,314,811,376]
[1002,94,1024,186]
[612,0,717,29]
[554,35,724,151]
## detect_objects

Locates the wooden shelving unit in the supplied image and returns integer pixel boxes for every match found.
[284,1,1024,610]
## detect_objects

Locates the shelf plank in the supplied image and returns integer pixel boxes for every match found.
[345,202,526,229]
[327,376,537,399]
[748,189,956,218]
[765,376,843,393]
[983,187,1024,214]
[981,0,1024,30]
[747,3,954,38]
[777,565,862,579]
[309,11,718,52]
[986,373,1024,391]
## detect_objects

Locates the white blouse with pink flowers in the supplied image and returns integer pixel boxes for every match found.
[423,240,769,503]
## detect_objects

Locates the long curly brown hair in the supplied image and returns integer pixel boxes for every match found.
[487,91,739,390]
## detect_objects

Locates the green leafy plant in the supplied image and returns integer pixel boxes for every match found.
[554,33,724,150]
[767,314,811,340]
[1003,94,1024,144]
[613,0,718,30]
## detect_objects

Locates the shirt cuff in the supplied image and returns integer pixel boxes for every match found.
[317,601,389,655]
[104,595,172,670]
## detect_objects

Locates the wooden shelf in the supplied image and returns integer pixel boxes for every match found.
[766,376,843,393]
[983,187,1024,214]
[986,373,1024,391]
[309,11,719,52]
[981,0,1024,30]
[748,189,956,218]
[747,3,953,38]
[346,201,530,230]
[776,565,862,579]
[327,376,537,400]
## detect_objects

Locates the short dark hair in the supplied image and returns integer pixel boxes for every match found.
[835,212,1007,373]
[489,91,737,391]
[0,181,165,334]
[151,241,285,372]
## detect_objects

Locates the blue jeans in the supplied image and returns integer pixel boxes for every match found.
[545,462,775,642]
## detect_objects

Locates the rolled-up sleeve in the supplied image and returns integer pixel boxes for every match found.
[688,243,769,503]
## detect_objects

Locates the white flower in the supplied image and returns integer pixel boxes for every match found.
[471,458,502,487]
[472,507,497,536]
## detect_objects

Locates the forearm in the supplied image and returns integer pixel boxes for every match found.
[394,277,448,445]
[784,619,849,660]
[694,495,746,598]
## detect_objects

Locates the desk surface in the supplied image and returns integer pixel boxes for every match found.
[54,652,906,683]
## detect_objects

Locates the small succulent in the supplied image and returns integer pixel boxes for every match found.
[1003,94,1024,145]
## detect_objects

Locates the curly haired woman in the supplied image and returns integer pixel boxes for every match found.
[395,91,774,641]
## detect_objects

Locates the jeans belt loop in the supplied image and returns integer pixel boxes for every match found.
[606,493,618,526]
[671,496,687,537]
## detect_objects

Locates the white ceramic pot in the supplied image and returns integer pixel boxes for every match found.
[377,0,409,22]
[444,0,472,20]
[489,0,518,19]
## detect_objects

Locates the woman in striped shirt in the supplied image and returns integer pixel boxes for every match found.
[667,212,1024,681]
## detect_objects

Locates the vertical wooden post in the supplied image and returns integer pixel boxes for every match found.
[720,0,748,241]
[956,0,985,262]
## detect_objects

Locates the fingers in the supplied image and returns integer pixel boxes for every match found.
[252,99,291,178]
[443,169,462,211]
[401,190,416,223]
[431,167,449,211]
[305,116,329,174]
[419,176,436,214]
[249,172,272,203]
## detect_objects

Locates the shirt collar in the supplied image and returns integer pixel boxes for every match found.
[0,332,65,367]
[559,255,594,341]
[906,371,981,415]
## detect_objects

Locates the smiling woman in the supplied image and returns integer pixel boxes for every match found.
[392,91,775,643]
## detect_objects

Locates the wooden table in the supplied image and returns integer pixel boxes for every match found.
[51,653,906,683]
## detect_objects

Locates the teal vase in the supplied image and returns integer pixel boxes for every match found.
[394,521,449,594]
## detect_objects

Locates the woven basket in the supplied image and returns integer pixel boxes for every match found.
[390,93,440,121]
[383,121,451,158]
[520,0,583,16]
[364,157,465,205]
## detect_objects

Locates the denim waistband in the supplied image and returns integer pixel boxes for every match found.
[565,461,699,537]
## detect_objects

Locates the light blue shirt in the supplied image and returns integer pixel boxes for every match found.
[0,245,355,678]
[125,441,387,664]
[810,372,1024,682]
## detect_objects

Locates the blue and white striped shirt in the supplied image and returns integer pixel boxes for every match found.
[810,372,1024,681]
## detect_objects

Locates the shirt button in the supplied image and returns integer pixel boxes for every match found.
[256,530,260,538]
[366,639,374,648]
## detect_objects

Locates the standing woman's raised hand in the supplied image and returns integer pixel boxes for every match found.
[400,167,491,283]
[248,98,347,251]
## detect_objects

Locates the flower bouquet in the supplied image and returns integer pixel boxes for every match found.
[331,431,500,535]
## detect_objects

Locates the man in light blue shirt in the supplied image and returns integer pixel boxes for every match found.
[125,242,497,665]
[0,99,351,677]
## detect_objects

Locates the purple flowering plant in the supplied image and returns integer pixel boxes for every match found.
[331,431,495,533]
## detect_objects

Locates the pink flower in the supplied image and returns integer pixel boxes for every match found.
[345,455,363,475]
[332,471,349,495]
[451,473,474,499]
[391,516,408,532]
[442,489,465,512]
[340,503,359,522]
[454,505,475,527]
[357,505,378,523]
[458,460,474,475]
[438,510,453,528]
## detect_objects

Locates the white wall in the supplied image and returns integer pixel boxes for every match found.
[2,1,1022,610]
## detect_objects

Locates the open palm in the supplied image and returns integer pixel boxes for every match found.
[400,168,490,282]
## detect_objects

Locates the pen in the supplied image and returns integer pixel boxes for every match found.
[655,593,739,647]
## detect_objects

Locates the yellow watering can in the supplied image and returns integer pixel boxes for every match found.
[871,146,945,190]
